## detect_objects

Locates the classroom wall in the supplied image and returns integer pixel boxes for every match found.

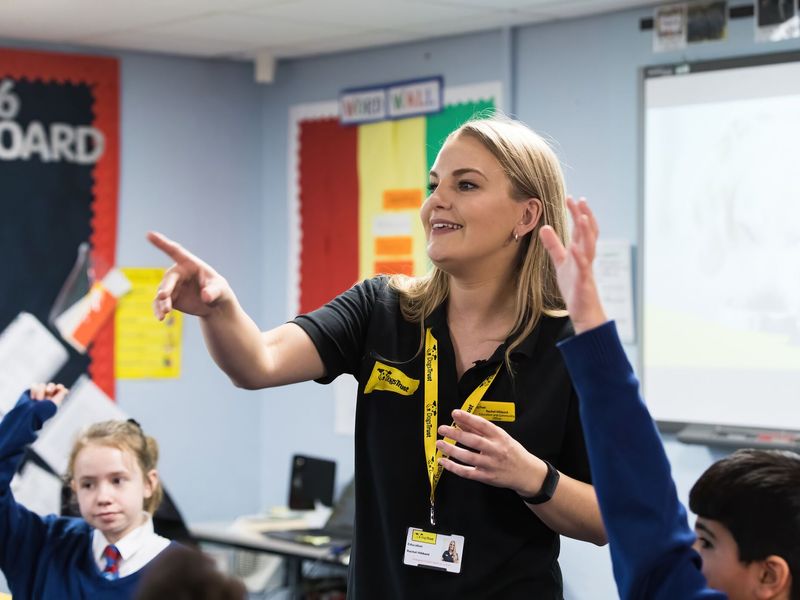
[115,52,265,523]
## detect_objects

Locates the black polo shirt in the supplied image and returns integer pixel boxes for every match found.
[294,276,591,600]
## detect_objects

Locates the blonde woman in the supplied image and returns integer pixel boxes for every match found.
[149,115,606,599]
[442,540,459,564]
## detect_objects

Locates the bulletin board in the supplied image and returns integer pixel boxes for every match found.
[0,47,119,399]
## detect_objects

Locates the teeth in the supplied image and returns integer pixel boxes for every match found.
[432,223,463,230]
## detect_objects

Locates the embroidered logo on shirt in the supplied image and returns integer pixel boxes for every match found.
[364,361,420,396]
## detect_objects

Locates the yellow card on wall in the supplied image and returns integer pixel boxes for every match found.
[114,268,182,379]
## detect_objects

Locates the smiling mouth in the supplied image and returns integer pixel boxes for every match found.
[431,223,463,231]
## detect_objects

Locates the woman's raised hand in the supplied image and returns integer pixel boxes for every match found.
[30,382,69,406]
[538,197,607,335]
[147,232,233,321]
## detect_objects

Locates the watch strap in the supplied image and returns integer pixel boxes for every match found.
[519,459,560,505]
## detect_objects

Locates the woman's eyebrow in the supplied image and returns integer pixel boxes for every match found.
[428,167,487,180]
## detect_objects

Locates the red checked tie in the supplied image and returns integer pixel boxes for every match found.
[102,545,122,580]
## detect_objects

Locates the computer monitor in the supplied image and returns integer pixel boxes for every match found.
[288,454,336,510]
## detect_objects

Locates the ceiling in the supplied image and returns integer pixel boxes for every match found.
[0,0,658,62]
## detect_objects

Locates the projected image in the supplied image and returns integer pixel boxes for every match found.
[643,62,800,428]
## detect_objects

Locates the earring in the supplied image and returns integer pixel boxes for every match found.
[513,231,520,242]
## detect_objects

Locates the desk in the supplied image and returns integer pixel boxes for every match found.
[190,519,349,599]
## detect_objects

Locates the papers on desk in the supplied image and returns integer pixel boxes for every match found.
[235,515,311,534]
[236,504,333,533]
[32,375,127,475]
[0,312,69,415]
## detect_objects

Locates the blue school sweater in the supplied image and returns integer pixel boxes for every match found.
[0,393,172,599]
[558,322,726,600]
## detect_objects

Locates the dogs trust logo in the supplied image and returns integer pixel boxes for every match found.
[364,361,420,396]
[425,342,437,383]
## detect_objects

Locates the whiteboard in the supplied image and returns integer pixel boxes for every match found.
[641,52,800,430]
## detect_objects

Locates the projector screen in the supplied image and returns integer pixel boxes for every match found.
[642,52,800,430]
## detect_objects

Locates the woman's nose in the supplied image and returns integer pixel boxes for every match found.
[427,187,451,210]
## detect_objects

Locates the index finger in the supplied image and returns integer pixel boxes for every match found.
[450,410,501,437]
[147,231,197,265]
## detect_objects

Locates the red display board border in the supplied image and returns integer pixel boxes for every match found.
[1,47,120,399]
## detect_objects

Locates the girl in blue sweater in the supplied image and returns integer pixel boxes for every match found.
[0,382,176,599]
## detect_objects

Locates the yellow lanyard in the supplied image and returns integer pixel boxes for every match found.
[423,328,500,527]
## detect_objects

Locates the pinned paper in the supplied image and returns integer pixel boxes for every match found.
[755,1,799,42]
[595,241,635,344]
[0,312,69,415]
[382,189,423,210]
[653,3,688,52]
[10,461,62,517]
[115,268,183,379]
[54,269,131,353]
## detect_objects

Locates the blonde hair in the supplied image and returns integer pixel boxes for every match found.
[389,114,569,371]
[66,419,163,514]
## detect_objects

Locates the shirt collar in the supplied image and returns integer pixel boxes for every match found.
[506,319,544,361]
[92,513,154,563]
[425,301,448,336]
[426,301,544,364]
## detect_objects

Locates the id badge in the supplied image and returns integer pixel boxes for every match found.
[403,527,464,574]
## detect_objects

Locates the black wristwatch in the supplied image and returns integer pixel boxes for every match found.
[519,460,560,505]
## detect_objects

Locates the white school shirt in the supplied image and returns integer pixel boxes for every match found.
[92,514,171,577]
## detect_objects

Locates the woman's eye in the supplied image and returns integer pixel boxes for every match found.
[698,538,713,550]
[427,181,438,193]
[458,180,477,191]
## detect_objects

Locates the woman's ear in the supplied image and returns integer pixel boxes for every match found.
[753,555,791,599]
[519,198,543,235]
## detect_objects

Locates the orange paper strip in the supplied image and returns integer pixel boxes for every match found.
[72,283,117,349]
[382,188,423,210]
[374,260,414,275]
[375,236,413,256]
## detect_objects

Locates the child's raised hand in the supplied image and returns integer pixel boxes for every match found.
[539,196,607,335]
[29,382,69,406]
[147,232,233,321]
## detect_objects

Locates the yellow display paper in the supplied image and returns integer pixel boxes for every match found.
[115,268,182,379]
[358,118,428,280]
